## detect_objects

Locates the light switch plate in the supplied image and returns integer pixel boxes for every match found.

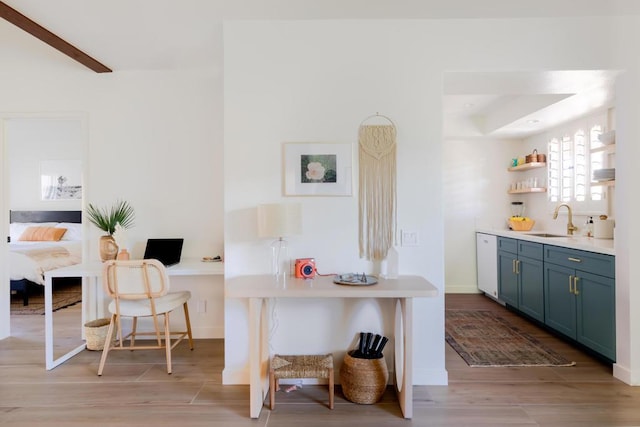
[401,230,419,247]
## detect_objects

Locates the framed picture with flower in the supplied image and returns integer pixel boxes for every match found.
[283,142,353,196]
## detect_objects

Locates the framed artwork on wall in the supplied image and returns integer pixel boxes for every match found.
[40,159,82,200]
[283,142,353,196]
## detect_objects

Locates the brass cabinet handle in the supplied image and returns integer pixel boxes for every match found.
[569,275,574,294]
[568,257,582,263]
[512,259,516,274]
[516,259,520,274]
[574,276,580,295]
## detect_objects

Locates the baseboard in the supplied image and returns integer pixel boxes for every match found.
[412,367,448,385]
[223,367,249,385]
[613,363,640,385]
[191,326,223,339]
[445,284,481,294]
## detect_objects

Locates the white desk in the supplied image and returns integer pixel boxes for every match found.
[43,259,224,370]
[225,274,438,419]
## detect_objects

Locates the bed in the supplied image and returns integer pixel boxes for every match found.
[9,210,83,306]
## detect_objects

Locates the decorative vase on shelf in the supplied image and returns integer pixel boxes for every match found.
[99,235,119,261]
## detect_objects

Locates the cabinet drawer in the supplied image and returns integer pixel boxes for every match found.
[518,240,543,260]
[498,237,517,254]
[544,245,615,278]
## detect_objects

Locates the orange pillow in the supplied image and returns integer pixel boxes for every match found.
[19,226,67,242]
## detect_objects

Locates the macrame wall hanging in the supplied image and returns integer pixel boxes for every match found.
[358,113,397,261]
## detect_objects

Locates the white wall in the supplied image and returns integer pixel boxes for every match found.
[223,16,640,387]
[7,117,83,211]
[1,67,225,338]
[444,137,518,293]
[223,20,445,385]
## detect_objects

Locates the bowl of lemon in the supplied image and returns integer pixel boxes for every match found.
[508,216,535,231]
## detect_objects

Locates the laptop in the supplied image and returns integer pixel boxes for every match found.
[143,238,184,267]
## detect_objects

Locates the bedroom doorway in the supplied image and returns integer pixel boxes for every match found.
[2,115,88,340]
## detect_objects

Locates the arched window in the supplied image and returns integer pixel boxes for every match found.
[546,114,609,214]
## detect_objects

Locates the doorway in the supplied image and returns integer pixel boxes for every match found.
[1,115,88,338]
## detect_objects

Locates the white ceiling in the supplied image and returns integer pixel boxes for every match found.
[3,0,640,71]
[443,70,620,140]
[1,1,631,138]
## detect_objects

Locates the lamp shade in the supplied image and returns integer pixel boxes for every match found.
[257,203,302,238]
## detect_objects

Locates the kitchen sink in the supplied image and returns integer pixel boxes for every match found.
[527,233,567,238]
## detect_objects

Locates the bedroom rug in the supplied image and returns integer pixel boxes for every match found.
[445,309,576,367]
[10,280,82,315]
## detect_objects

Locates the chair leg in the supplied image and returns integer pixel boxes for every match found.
[130,317,138,348]
[328,368,334,409]
[152,310,163,347]
[164,313,172,374]
[97,314,116,376]
[116,315,124,347]
[269,370,276,410]
[183,302,194,350]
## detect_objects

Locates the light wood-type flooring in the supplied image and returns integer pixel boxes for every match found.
[1,294,640,426]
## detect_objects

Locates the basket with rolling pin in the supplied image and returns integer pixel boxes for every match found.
[339,332,390,404]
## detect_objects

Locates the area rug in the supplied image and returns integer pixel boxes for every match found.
[445,309,576,367]
[10,281,82,315]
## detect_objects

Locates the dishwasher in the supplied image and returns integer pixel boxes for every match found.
[476,232,498,299]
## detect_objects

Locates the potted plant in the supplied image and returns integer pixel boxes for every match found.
[86,200,135,261]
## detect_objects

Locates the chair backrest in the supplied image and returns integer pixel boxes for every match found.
[102,259,170,300]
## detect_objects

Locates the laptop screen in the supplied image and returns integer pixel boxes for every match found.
[143,238,184,267]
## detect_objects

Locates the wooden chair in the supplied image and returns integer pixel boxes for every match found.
[97,259,193,376]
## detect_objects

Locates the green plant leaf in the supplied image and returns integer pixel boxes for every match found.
[86,200,135,235]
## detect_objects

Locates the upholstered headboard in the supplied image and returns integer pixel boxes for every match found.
[9,210,82,224]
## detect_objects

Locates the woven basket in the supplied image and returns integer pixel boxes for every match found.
[339,351,389,404]
[84,318,111,351]
[525,149,546,163]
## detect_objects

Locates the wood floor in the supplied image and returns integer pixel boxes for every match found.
[1,294,640,426]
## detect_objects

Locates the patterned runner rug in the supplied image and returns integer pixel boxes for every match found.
[10,280,82,315]
[445,309,576,367]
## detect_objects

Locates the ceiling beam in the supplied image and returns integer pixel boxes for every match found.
[0,1,112,73]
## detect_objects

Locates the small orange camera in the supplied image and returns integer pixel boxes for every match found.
[294,258,316,279]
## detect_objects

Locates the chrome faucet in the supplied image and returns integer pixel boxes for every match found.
[553,203,578,235]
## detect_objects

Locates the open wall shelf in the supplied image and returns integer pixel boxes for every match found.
[508,162,546,172]
[507,187,547,194]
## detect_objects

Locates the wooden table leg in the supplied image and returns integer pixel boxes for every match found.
[249,297,264,418]
[395,298,413,419]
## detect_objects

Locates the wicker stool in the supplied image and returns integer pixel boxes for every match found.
[269,354,334,410]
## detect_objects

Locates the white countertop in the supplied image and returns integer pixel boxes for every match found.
[477,228,615,256]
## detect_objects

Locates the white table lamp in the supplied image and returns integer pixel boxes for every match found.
[257,203,302,278]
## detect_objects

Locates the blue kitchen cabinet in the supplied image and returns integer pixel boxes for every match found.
[498,248,518,306]
[544,245,616,361]
[497,237,544,322]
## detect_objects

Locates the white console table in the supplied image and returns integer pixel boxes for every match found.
[225,274,438,419]
[43,259,224,370]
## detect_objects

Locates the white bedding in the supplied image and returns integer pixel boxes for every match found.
[9,241,82,285]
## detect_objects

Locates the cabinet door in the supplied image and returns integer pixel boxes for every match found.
[576,271,616,361]
[518,256,544,322]
[544,263,576,339]
[498,250,518,307]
